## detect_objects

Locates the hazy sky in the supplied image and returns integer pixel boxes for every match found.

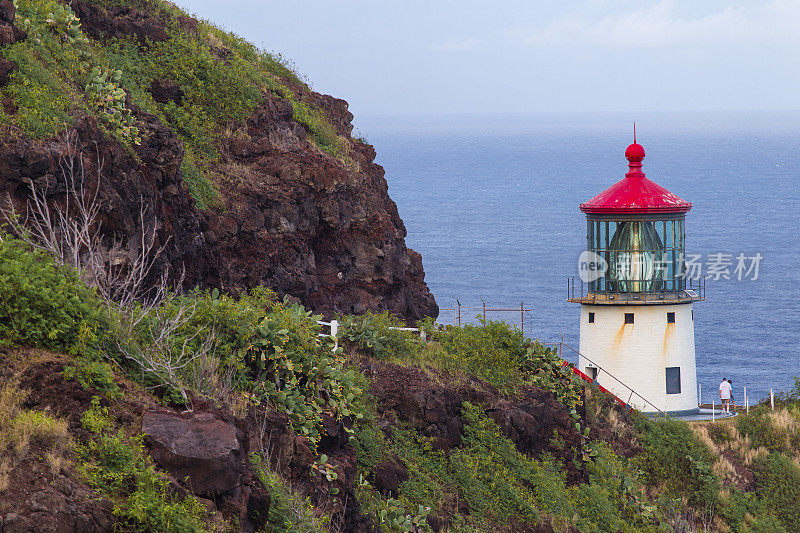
[173,0,800,117]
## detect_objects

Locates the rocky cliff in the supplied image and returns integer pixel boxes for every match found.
[0,0,437,320]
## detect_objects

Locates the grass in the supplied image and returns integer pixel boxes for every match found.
[0,380,71,491]
[737,405,800,458]
[0,381,66,458]
[7,410,69,456]
[0,380,28,422]
[250,453,329,532]
[0,459,9,492]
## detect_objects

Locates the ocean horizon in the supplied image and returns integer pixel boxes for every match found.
[358,110,800,405]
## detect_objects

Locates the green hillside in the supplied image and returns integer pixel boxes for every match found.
[1,0,345,208]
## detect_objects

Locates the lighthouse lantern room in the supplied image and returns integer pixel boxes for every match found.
[569,137,703,414]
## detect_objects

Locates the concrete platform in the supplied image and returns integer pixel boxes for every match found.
[647,407,738,421]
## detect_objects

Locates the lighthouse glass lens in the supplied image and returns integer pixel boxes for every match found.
[608,221,665,292]
[586,217,686,294]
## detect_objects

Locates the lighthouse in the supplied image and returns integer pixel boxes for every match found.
[569,137,703,414]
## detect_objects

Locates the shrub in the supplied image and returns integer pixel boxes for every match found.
[585,441,657,524]
[633,417,719,508]
[751,452,800,530]
[245,299,365,452]
[0,238,104,351]
[424,321,583,409]
[380,402,665,530]
[355,475,431,533]
[84,66,140,144]
[428,319,528,391]
[165,287,275,364]
[63,359,120,397]
[520,340,584,421]
[717,488,764,532]
[339,311,421,360]
[458,402,563,522]
[353,421,387,472]
[743,513,789,533]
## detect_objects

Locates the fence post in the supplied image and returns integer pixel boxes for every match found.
[771,388,774,411]
[712,400,715,421]
[520,302,524,335]
[330,320,339,352]
[457,299,462,327]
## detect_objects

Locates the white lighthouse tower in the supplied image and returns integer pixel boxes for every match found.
[569,138,703,414]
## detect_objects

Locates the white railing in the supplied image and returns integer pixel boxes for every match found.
[387,326,427,341]
[317,320,340,352]
[316,320,426,353]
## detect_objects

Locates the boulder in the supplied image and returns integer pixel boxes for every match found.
[149,78,184,105]
[142,410,243,495]
[0,0,14,23]
[0,0,24,46]
[0,58,16,87]
[373,458,409,496]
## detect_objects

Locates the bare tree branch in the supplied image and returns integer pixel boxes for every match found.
[0,129,174,312]
[115,297,213,406]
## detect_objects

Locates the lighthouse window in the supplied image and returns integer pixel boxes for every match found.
[667,312,675,323]
[588,312,595,323]
[624,313,634,324]
[666,367,681,394]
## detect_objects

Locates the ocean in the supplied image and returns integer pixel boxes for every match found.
[357,111,800,405]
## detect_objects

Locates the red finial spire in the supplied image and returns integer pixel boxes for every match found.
[624,125,645,176]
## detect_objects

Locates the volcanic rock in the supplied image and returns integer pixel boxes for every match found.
[142,410,244,495]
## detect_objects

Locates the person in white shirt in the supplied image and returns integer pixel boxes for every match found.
[719,378,732,413]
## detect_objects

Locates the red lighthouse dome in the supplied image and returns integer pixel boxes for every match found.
[580,141,691,215]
